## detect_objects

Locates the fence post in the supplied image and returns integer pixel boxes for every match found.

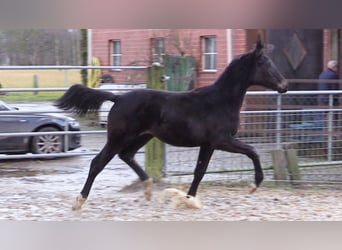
[64,69,69,87]
[276,94,282,149]
[145,64,165,181]
[0,82,5,95]
[285,148,301,183]
[271,149,288,184]
[327,93,333,161]
[33,74,39,95]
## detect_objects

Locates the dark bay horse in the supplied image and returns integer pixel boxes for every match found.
[55,39,288,210]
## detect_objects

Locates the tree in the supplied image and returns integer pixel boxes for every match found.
[80,29,88,86]
[0,29,81,65]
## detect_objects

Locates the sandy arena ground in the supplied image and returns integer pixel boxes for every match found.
[1,155,342,221]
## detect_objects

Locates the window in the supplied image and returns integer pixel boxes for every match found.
[0,104,6,111]
[152,37,165,63]
[111,40,121,66]
[202,36,217,71]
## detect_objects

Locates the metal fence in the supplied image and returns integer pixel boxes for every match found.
[0,65,148,160]
[2,89,342,164]
[0,86,143,160]
[1,66,342,186]
[165,90,342,186]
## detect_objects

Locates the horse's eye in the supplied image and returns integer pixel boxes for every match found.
[257,56,269,66]
[257,59,264,66]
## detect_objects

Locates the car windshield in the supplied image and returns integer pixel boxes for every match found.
[0,101,15,111]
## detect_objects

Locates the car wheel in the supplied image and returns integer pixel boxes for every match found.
[31,127,64,154]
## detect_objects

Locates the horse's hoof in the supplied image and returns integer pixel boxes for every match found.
[143,178,153,200]
[159,188,203,209]
[248,183,257,193]
[72,194,86,211]
[184,195,203,209]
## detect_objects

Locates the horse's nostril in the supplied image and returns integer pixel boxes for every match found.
[278,88,287,94]
[278,80,288,93]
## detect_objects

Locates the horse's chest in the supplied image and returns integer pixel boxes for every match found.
[206,111,240,137]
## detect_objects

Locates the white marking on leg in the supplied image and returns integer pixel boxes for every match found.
[159,188,203,209]
[248,183,257,193]
[183,195,202,209]
[72,194,87,211]
[143,178,153,200]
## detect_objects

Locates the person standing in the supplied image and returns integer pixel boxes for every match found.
[315,60,340,135]
[318,60,339,106]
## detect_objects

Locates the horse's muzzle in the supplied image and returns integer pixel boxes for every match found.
[277,80,288,93]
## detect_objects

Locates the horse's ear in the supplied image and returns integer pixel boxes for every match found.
[255,36,264,57]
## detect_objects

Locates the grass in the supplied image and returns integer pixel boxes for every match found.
[0,69,82,102]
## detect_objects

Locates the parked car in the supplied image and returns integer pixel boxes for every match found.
[0,100,81,154]
[98,83,146,126]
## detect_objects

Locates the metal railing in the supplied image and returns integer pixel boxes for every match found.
[1,89,342,162]
[1,65,342,187]
[165,90,342,185]
[1,65,342,186]
[0,87,146,160]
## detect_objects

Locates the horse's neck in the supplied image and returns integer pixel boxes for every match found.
[215,66,251,106]
[215,79,249,108]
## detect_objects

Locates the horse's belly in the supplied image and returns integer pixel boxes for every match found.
[151,125,206,147]
[156,134,201,147]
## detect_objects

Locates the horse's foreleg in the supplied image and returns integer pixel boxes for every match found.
[118,134,154,200]
[216,137,263,193]
[73,143,117,210]
[159,147,213,209]
[183,146,214,208]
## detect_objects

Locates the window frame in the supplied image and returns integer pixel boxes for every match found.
[110,39,122,67]
[151,37,165,64]
[201,36,217,72]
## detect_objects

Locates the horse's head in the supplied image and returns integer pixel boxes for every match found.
[250,39,288,93]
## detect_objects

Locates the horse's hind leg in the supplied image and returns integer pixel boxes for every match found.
[118,134,154,200]
[216,137,263,193]
[72,142,118,210]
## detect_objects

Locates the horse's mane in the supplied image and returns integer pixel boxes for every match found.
[214,51,256,89]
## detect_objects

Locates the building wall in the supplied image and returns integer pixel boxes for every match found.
[323,29,331,69]
[91,29,247,87]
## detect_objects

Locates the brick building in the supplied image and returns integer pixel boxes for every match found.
[89,29,261,88]
[89,29,340,90]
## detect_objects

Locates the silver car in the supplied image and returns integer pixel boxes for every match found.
[98,83,146,126]
[0,100,81,154]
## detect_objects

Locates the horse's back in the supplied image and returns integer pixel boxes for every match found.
[106,89,166,133]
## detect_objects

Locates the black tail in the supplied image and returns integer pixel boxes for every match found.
[55,84,119,115]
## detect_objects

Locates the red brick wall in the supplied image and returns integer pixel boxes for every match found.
[91,29,248,87]
[232,29,247,56]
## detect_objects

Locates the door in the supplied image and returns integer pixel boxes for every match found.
[266,30,323,107]
[164,55,197,91]
[0,115,28,152]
